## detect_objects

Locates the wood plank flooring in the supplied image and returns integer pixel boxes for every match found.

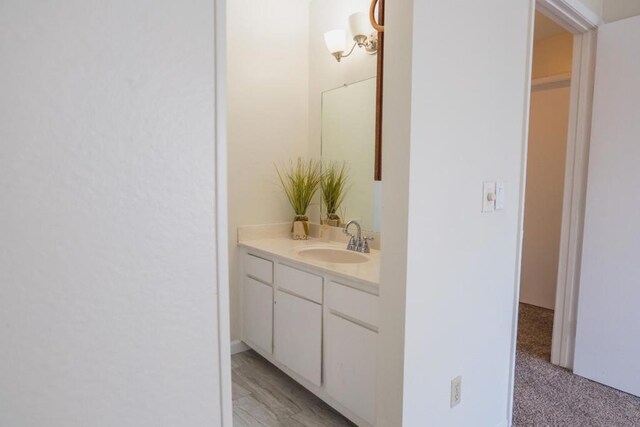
[232,350,354,426]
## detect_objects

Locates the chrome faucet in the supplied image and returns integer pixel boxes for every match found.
[343,220,374,253]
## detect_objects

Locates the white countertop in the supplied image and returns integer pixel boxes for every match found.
[238,237,380,288]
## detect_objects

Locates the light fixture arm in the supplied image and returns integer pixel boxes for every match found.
[332,35,378,62]
[334,41,358,62]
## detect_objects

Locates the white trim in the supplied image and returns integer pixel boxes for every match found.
[536,0,602,33]
[507,1,536,423]
[551,29,597,369]
[231,340,251,355]
[531,73,571,90]
[214,0,233,425]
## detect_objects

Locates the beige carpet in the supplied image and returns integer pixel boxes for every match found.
[513,303,640,426]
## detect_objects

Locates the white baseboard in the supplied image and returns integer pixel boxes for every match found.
[230,340,250,355]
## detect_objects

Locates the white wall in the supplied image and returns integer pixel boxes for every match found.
[565,0,640,24]
[574,14,640,397]
[0,1,223,425]
[227,0,310,341]
[376,0,414,423]
[520,86,571,309]
[378,0,534,425]
[576,0,604,18]
[603,0,640,22]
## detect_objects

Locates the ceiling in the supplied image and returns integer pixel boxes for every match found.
[534,12,569,40]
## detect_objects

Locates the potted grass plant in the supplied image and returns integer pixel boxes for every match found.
[276,158,323,239]
[321,161,349,227]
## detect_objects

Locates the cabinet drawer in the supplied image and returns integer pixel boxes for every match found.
[276,263,323,304]
[245,253,273,284]
[327,281,378,328]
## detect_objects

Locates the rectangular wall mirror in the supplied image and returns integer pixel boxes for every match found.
[321,78,380,231]
[312,0,384,232]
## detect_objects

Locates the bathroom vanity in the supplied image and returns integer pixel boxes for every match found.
[239,234,379,427]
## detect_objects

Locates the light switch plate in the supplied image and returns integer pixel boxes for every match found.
[451,375,462,407]
[482,181,496,213]
[495,182,505,210]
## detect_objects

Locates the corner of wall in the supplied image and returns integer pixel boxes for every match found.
[376,0,414,423]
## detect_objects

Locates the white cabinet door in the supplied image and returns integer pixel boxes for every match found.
[325,313,376,425]
[274,290,322,386]
[243,276,273,354]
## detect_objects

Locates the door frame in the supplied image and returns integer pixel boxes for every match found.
[550,26,597,370]
[508,0,599,423]
[517,1,599,371]
[214,0,233,425]
[533,0,599,370]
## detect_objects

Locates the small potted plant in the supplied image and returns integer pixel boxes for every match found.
[276,158,323,239]
[321,161,349,227]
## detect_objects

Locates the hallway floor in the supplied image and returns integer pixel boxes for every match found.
[232,304,640,426]
[232,350,354,426]
[514,303,640,426]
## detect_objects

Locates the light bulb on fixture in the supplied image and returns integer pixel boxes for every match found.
[349,12,372,47]
[324,11,378,63]
[323,29,347,62]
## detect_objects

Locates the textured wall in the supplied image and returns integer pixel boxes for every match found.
[0,1,222,425]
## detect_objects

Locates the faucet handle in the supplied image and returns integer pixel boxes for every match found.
[362,236,374,253]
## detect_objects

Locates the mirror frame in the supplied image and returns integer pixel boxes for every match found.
[374,0,385,181]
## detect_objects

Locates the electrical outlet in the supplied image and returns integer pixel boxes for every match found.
[451,375,462,408]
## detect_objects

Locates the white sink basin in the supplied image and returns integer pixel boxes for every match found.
[296,247,369,264]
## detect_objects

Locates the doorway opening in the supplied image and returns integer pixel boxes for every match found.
[511,3,598,424]
[518,10,574,365]
[224,0,385,425]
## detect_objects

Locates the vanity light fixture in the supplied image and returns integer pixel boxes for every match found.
[324,12,378,63]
